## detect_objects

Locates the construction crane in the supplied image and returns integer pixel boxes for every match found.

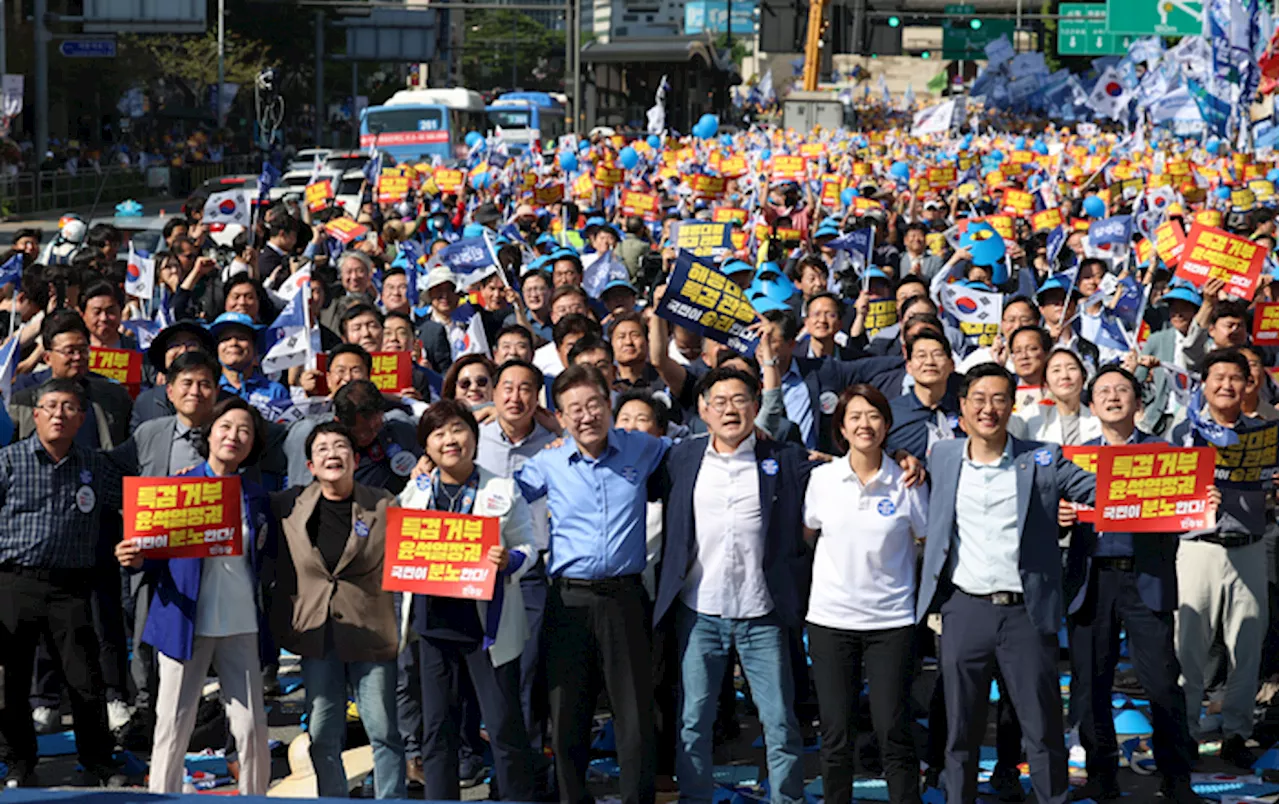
[800,0,829,91]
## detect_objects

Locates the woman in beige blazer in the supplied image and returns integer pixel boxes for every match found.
[396,399,539,801]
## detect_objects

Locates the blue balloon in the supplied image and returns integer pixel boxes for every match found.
[618,146,639,170]
[1269,168,1279,183]
[695,121,715,140]
[989,149,1005,163]
[647,134,662,149]
[464,131,484,149]
[1214,186,1232,200]
[1083,195,1106,218]
[761,149,772,161]
[840,187,856,207]
[578,140,590,152]
[558,151,578,172]
[1206,138,1221,155]
[1034,140,1049,156]
[890,161,911,181]
[720,134,734,146]
[1016,137,1027,150]
[698,114,719,137]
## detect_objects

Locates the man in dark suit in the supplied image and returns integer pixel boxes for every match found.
[653,367,811,804]
[761,309,903,455]
[917,363,1096,804]
[1060,366,1201,804]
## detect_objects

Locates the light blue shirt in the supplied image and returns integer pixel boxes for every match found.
[515,428,670,580]
[780,360,816,449]
[950,436,1023,594]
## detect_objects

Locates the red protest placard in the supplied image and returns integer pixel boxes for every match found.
[377,171,411,204]
[1174,223,1267,299]
[771,155,806,182]
[1153,220,1186,268]
[124,476,243,559]
[89,347,143,397]
[305,180,334,213]
[713,207,748,224]
[1062,446,1099,524]
[326,217,370,245]
[369,351,412,393]
[927,166,957,190]
[434,168,464,194]
[686,174,726,199]
[1001,189,1035,216]
[534,183,564,205]
[1253,302,1278,346]
[1094,444,1216,533]
[382,508,500,600]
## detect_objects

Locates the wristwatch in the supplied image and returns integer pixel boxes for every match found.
[759,358,778,367]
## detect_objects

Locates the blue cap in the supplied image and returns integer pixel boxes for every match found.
[756,261,785,279]
[549,246,579,260]
[463,223,487,238]
[864,267,890,283]
[721,259,755,276]
[535,232,558,247]
[1037,277,1072,298]
[813,221,841,239]
[582,217,622,240]
[602,277,637,295]
[749,293,792,314]
[207,311,262,339]
[1163,283,1203,307]
[522,255,553,276]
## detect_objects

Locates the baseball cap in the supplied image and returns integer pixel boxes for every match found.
[423,266,457,292]
[1162,282,1203,307]
[207,311,262,340]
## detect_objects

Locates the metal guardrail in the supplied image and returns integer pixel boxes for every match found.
[0,154,260,218]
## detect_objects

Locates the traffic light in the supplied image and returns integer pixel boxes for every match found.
[921,50,931,58]
[969,18,982,29]
[888,15,900,26]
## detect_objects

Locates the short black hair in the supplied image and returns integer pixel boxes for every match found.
[198,396,267,468]
[804,291,842,314]
[417,398,480,455]
[86,223,122,250]
[1003,295,1040,319]
[696,366,760,402]
[305,420,355,462]
[493,358,544,389]
[1209,299,1249,326]
[960,362,1017,398]
[553,313,601,347]
[551,363,611,409]
[551,253,584,275]
[1088,364,1141,399]
[78,278,123,310]
[903,221,929,237]
[12,228,41,244]
[383,310,414,330]
[166,350,221,383]
[41,308,90,348]
[1010,324,1053,353]
[496,323,534,351]
[34,377,88,411]
[895,274,929,297]
[339,302,383,336]
[761,309,799,342]
[613,388,669,430]
[333,379,385,427]
[329,343,373,373]
[162,217,189,240]
[1200,347,1251,380]
[900,295,937,321]
[568,334,613,365]
[906,329,953,360]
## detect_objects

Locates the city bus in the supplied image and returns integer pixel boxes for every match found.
[359,88,487,164]
[486,91,567,153]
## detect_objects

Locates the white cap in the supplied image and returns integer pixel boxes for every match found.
[61,219,87,244]
[421,265,457,293]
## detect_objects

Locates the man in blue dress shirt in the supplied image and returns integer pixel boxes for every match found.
[516,364,669,804]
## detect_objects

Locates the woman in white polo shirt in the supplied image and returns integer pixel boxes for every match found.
[803,384,927,804]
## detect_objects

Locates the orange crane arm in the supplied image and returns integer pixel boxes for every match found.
[801,0,828,91]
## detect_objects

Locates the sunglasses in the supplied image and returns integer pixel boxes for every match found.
[457,376,490,392]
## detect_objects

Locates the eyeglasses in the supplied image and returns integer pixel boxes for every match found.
[563,398,605,423]
[50,344,90,357]
[1092,384,1135,400]
[457,376,491,391]
[706,394,753,412]
[964,394,1011,411]
[36,402,83,417]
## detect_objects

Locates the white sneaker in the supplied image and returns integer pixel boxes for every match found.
[31,706,59,734]
[107,700,132,732]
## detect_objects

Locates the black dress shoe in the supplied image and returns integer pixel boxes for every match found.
[989,769,1026,802]
[2,762,36,788]
[1071,778,1122,801]
[1159,778,1206,804]
[77,762,132,788]
[1220,735,1257,770]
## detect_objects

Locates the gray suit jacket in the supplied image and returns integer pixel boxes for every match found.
[108,416,183,476]
[1136,327,1178,435]
[898,252,944,281]
[916,436,1096,635]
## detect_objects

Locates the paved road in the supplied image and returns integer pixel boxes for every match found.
[0,198,184,243]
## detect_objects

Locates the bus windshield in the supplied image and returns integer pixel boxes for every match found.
[488,109,532,129]
[363,108,446,142]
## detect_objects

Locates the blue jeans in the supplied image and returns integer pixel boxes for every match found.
[675,605,804,804]
[301,650,406,800]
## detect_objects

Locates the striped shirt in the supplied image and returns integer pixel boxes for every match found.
[0,436,124,569]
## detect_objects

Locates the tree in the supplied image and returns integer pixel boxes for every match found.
[459,10,566,92]
[122,29,278,108]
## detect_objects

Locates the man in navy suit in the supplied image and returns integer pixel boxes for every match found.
[917,363,1096,804]
[652,367,811,804]
[1060,365,1202,804]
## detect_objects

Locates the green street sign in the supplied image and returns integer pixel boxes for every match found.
[1105,0,1203,36]
[1058,3,1133,55]
[945,3,976,13]
[943,17,1014,59]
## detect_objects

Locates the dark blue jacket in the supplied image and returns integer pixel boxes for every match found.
[792,354,904,455]
[1063,430,1179,615]
[653,435,813,629]
[140,463,278,663]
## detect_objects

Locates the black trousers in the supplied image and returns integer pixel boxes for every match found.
[941,592,1068,804]
[1068,566,1193,784]
[546,576,655,804]
[926,634,1023,777]
[0,568,115,774]
[808,623,921,804]
[31,563,129,708]
[417,635,535,801]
